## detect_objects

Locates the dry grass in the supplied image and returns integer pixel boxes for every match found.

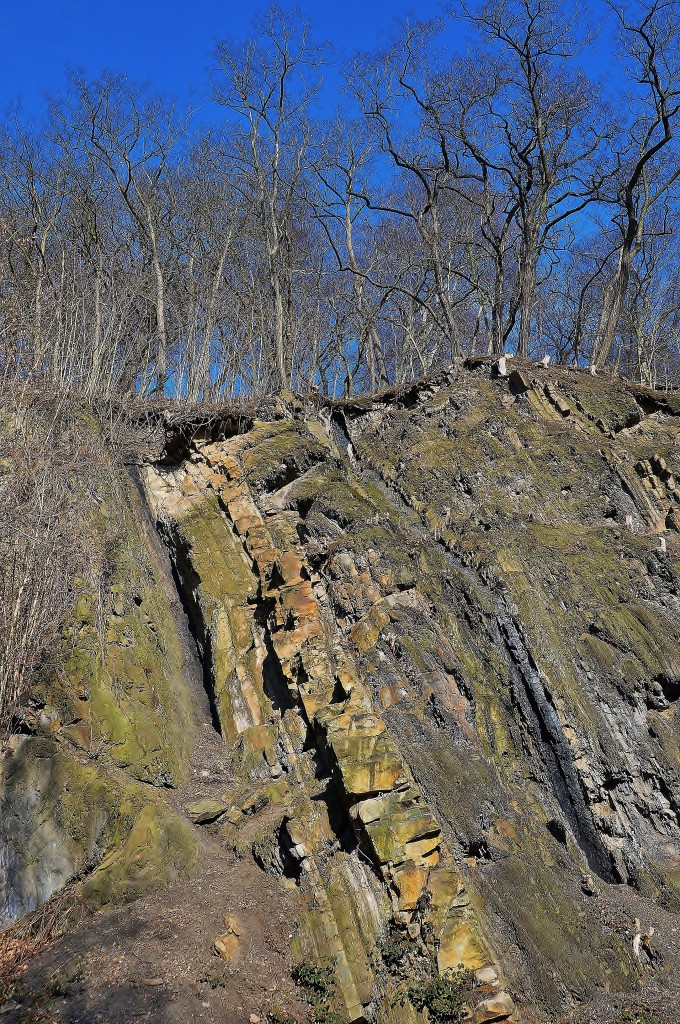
[0,886,83,1004]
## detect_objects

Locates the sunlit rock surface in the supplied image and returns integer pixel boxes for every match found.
[2,360,679,1022]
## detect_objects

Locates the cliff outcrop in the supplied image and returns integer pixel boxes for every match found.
[1,361,679,1023]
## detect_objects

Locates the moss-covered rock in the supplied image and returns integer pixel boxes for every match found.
[83,803,196,906]
[9,365,677,1021]
[0,737,195,923]
[1,450,196,925]
[35,472,193,787]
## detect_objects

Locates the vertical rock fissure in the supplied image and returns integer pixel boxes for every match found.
[253,597,297,718]
[129,464,215,730]
[327,407,350,456]
[154,520,223,735]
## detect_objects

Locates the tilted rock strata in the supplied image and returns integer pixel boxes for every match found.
[144,424,509,1022]
[2,362,679,1023]
[146,363,680,1019]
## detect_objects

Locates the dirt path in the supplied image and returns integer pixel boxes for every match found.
[4,837,307,1024]
[3,712,309,1024]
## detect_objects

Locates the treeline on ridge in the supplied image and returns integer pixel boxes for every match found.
[0,0,679,400]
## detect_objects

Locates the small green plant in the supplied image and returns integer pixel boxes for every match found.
[268,1008,300,1024]
[198,969,228,990]
[620,1010,670,1024]
[379,925,414,971]
[292,959,344,1023]
[408,963,474,1024]
[292,959,335,999]
[312,1012,345,1024]
[47,960,84,997]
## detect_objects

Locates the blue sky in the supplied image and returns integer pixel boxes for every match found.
[0,0,617,123]
[0,0,437,118]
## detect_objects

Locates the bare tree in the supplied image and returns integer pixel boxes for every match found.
[0,391,120,740]
[310,118,391,390]
[0,118,68,377]
[591,0,680,368]
[0,1,678,400]
[348,21,477,359]
[212,7,324,389]
[617,202,680,383]
[453,0,610,357]
[56,73,186,393]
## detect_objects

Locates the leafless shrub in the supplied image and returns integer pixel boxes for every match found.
[0,374,275,744]
[0,385,126,740]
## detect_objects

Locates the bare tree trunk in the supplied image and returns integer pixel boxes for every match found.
[194,233,233,400]
[491,258,505,356]
[270,264,286,388]
[592,247,632,368]
[91,251,104,391]
[33,275,44,372]
[151,248,167,390]
[344,202,387,390]
[516,233,540,358]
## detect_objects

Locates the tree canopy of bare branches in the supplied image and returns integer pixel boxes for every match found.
[0,0,678,396]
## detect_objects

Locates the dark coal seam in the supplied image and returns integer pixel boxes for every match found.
[497,611,616,883]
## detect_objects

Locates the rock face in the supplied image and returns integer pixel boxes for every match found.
[0,453,197,925]
[144,426,499,1022]
[2,361,679,1023]
[142,361,680,1022]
